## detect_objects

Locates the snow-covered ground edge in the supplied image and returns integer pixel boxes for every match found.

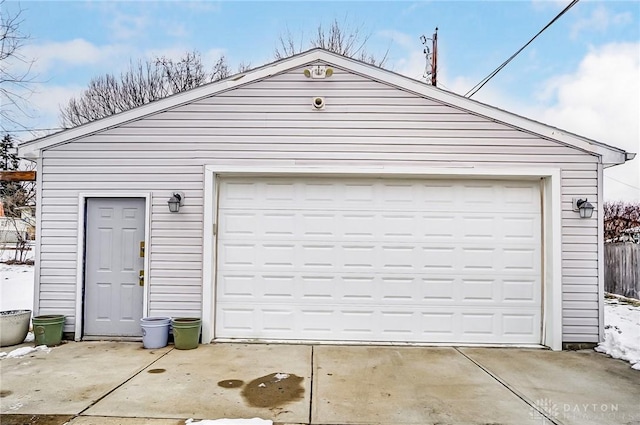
[1,263,35,312]
[0,344,49,359]
[2,264,638,369]
[595,295,640,370]
[186,419,272,425]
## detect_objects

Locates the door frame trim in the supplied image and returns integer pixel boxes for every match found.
[203,165,562,350]
[75,193,152,341]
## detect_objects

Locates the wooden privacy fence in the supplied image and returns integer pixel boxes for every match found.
[604,242,640,299]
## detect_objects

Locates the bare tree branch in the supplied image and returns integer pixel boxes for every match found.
[1,134,36,263]
[60,51,233,127]
[604,201,640,241]
[0,0,37,131]
[274,18,388,67]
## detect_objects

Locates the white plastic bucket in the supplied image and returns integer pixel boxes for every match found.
[140,317,171,349]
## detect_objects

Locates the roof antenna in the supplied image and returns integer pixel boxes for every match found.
[421,27,438,86]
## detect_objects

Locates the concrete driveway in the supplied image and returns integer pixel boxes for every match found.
[1,342,638,425]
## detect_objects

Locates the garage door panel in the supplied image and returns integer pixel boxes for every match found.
[263,213,296,236]
[423,216,457,238]
[220,179,539,212]
[216,302,541,343]
[218,243,541,275]
[503,217,538,240]
[462,216,496,239]
[216,177,542,344]
[263,244,296,268]
[223,212,258,236]
[218,209,539,243]
[502,248,538,271]
[502,279,537,301]
[461,279,495,300]
[217,273,540,307]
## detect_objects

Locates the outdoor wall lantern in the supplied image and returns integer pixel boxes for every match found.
[168,192,185,213]
[572,198,594,219]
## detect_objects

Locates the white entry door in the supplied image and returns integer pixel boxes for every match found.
[84,198,145,337]
[215,177,542,344]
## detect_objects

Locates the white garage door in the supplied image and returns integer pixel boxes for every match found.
[215,177,542,344]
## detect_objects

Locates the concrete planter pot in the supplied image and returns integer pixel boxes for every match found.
[0,310,32,347]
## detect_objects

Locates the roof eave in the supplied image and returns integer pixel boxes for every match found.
[18,49,330,158]
[18,49,631,166]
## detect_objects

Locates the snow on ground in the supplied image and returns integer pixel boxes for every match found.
[0,345,50,359]
[186,419,272,425]
[0,263,34,311]
[1,264,639,369]
[595,297,640,370]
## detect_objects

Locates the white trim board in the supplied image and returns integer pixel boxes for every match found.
[201,164,563,350]
[74,192,152,341]
[32,157,44,316]
[597,163,605,342]
[19,49,630,166]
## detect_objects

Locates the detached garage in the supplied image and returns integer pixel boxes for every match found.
[19,49,633,350]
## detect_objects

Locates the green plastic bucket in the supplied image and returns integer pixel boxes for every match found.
[32,315,65,346]
[171,317,201,350]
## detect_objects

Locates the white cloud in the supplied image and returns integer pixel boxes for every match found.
[386,34,639,201]
[570,5,633,40]
[379,30,414,49]
[379,30,429,81]
[6,83,83,140]
[182,2,222,13]
[109,11,149,41]
[29,84,84,125]
[531,0,567,10]
[23,39,128,74]
[534,42,640,201]
[166,23,189,38]
[203,48,228,66]
[146,46,192,62]
[430,41,640,201]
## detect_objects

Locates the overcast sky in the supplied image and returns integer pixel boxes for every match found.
[4,0,639,201]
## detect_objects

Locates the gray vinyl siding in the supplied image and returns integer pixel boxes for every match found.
[38,64,600,342]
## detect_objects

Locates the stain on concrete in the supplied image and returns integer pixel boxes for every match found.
[1,389,13,397]
[0,414,75,425]
[147,368,166,374]
[241,372,304,408]
[217,379,244,388]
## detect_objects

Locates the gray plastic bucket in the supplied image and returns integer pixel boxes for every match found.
[140,317,171,349]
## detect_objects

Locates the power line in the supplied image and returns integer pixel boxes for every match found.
[605,175,640,191]
[465,0,580,98]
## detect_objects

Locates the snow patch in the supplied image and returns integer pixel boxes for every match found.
[595,298,640,369]
[0,263,35,311]
[0,345,51,359]
[185,419,272,425]
[274,373,289,381]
